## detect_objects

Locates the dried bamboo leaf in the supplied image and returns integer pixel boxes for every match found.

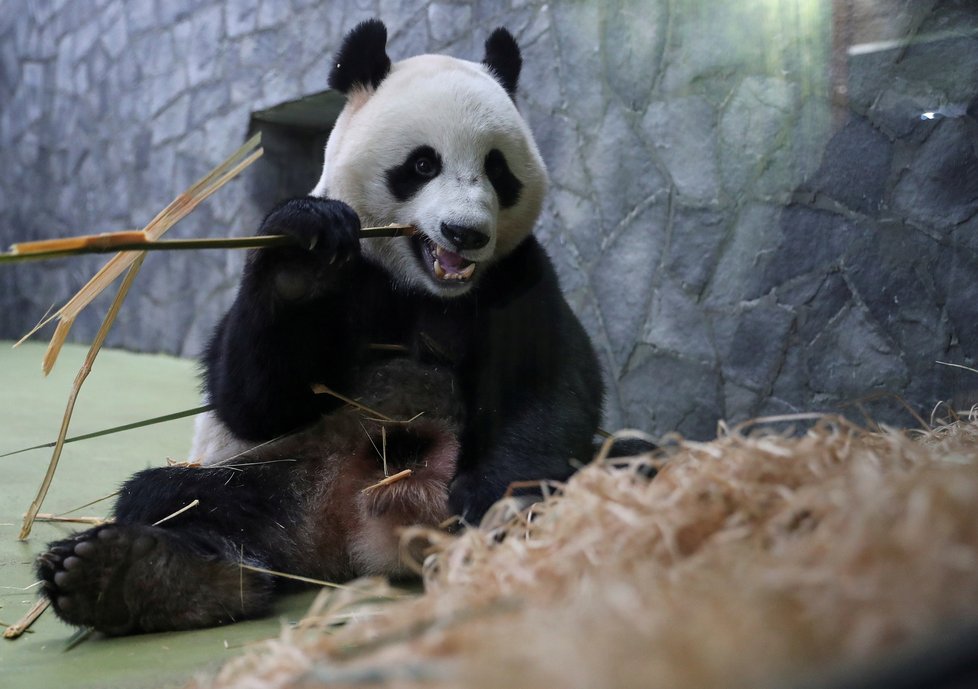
[18,254,146,540]
[42,318,74,376]
[0,404,213,458]
[15,134,263,366]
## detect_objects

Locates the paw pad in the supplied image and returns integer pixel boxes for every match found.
[35,525,162,634]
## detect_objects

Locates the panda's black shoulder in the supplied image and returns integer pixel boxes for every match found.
[499,234,554,277]
[478,235,560,308]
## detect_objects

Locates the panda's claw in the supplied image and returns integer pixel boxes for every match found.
[259,196,362,267]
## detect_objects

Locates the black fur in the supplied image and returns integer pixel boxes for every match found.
[485,148,523,209]
[205,198,603,522]
[328,19,391,93]
[482,28,522,98]
[204,196,362,440]
[385,145,443,202]
[38,359,463,635]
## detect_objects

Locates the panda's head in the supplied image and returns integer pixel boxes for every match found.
[311,20,547,297]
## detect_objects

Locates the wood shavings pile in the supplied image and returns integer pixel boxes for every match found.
[192,415,978,689]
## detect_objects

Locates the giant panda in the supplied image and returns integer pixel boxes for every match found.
[197,18,603,520]
[36,20,605,634]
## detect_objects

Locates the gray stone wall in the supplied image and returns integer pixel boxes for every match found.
[1,0,976,438]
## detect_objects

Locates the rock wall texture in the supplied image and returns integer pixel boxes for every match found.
[1,0,976,438]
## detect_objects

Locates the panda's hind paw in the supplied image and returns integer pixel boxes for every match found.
[36,524,160,635]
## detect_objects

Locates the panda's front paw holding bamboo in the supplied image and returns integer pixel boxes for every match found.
[262,196,361,263]
[253,196,362,300]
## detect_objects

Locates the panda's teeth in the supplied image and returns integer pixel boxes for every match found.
[426,240,474,281]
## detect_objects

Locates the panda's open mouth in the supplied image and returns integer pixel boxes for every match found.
[414,235,476,284]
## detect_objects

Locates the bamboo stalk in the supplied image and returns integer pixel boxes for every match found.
[18,255,146,540]
[0,226,413,264]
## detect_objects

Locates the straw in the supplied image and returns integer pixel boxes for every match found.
[193,416,978,689]
[17,136,266,538]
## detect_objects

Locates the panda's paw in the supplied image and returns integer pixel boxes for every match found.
[260,196,362,266]
[36,524,160,635]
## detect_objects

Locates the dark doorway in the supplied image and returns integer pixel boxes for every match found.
[247,90,345,209]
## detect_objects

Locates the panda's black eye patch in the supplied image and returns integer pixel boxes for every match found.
[485,149,522,209]
[386,145,442,201]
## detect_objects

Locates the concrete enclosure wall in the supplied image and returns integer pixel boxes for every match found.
[1,0,976,438]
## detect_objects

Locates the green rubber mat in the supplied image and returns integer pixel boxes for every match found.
[0,341,316,689]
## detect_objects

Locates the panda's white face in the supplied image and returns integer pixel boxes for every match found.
[312,55,547,297]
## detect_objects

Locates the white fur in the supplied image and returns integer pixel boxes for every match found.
[311,54,548,297]
[188,411,251,465]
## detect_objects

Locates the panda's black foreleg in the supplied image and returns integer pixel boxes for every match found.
[36,464,300,635]
[204,196,364,441]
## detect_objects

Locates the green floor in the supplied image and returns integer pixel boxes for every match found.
[0,342,316,689]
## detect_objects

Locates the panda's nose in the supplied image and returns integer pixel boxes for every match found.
[440,223,490,251]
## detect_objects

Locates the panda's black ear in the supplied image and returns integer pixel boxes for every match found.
[482,28,522,98]
[329,19,391,94]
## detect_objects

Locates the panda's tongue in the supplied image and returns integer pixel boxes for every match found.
[434,245,475,280]
[435,245,466,271]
